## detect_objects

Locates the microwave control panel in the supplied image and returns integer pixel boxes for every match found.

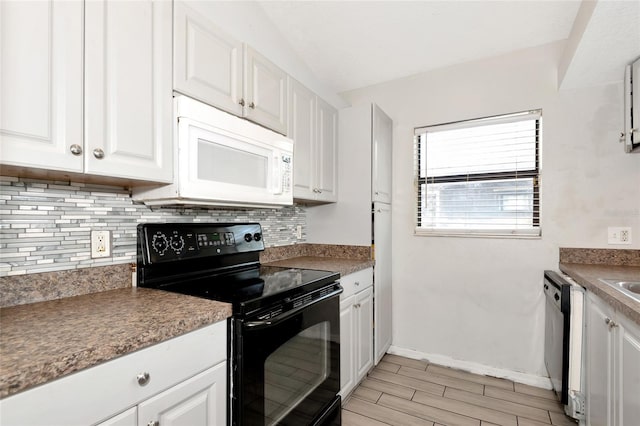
[138,223,264,264]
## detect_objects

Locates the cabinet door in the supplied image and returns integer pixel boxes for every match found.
[289,79,316,200]
[84,0,173,183]
[355,287,374,382]
[372,104,393,203]
[315,98,338,202]
[374,202,392,364]
[96,407,137,426]
[173,1,243,117]
[0,0,83,172]
[244,46,288,135]
[618,316,640,426]
[586,293,615,426]
[339,295,356,398]
[138,362,227,426]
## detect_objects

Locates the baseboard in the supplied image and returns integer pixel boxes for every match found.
[387,345,552,389]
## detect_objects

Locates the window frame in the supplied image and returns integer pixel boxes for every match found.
[414,110,542,239]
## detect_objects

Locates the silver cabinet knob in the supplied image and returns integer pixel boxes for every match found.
[137,372,150,386]
[375,191,379,195]
[147,421,159,426]
[605,318,618,329]
[354,281,360,286]
[93,148,105,159]
[239,98,245,107]
[70,144,83,156]
[249,102,255,109]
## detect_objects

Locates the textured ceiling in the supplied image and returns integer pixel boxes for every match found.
[258,1,583,93]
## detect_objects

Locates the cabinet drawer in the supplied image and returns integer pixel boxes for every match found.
[340,268,373,300]
[0,321,227,426]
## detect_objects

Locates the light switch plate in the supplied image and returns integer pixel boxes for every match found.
[91,230,112,258]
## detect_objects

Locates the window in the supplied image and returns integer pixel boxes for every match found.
[415,110,541,237]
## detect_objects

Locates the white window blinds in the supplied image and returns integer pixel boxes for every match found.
[415,110,541,237]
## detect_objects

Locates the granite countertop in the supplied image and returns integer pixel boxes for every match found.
[265,256,374,277]
[560,263,640,325]
[0,287,232,399]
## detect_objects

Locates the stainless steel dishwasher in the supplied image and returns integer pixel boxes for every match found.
[544,270,586,422]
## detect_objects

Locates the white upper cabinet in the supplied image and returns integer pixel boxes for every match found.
[0,0,83,172]
[244,47,288,135]
[289,79,316,199]
[372,104,393,203]
[315,97,338,202]
[173,1,243,117]
[0,0,173,183]
[173,1,288,135]
[290,80,338,203]
[85,0,173,182]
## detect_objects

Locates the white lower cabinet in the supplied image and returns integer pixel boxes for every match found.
[339,268,374,398]
[0,321,227,426]
[586,291,640,426]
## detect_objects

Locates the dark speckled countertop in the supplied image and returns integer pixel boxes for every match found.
[266,256,374,277]
[0,288,231,398]
[560,263,640,325]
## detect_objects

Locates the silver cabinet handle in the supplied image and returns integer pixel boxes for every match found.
[137,372,150,386]
[93,148,105,159]
[239,98,245,107]
[354,281,360,286]
[355,303,361,308]
[70,144,83,156]
[605,318,618,329]
[249,102,255,109]
[147,421,159,426]
[375,191,379,195]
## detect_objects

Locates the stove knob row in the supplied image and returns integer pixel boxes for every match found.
[151,232,186,256]
[243,232,262,242]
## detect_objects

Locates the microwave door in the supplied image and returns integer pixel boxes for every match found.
[178,119,292,206]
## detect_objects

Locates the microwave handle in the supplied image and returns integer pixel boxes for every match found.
[272,152,283,195]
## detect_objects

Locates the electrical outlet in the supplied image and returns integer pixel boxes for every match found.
[91,230,112,258]
[608,227,632,245]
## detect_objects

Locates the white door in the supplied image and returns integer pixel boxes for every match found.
[84,0,173,183]
[244,46,288,135]
[586,293,615,426]
[374,202,392,364]
[339,295,356,398]
[316,98,338,202]
[138,362,227,426]
[289,79,316,200]
[355,287,374,382]
[372,104,393,203]
[173,1,243,117]
[619,316,640,426]
[0,0,83,172]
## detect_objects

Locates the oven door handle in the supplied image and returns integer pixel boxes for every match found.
[244,287,342,330]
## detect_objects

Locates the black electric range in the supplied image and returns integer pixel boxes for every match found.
[137,223,342,426]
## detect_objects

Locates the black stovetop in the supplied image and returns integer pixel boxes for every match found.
[149,265,339,317]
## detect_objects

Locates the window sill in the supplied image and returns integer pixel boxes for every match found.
[414,228,541,239]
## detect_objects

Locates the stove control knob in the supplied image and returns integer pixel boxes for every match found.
[151,233,169,255]
[170,235,185,253]
[253,232,262,242]
[244,233,253,242]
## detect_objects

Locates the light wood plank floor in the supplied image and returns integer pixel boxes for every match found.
[342,354,578,426]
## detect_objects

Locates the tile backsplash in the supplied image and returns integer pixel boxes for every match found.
[0,176,305,276]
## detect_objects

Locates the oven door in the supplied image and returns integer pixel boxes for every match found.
[233,289,341,426]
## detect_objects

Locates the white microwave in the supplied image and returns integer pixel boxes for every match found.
[133,96,293,208]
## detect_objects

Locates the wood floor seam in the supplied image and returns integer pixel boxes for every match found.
[342,354,576,426]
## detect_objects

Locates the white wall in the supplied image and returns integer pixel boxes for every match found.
[339,41,640,378]
[182,1,347,109]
